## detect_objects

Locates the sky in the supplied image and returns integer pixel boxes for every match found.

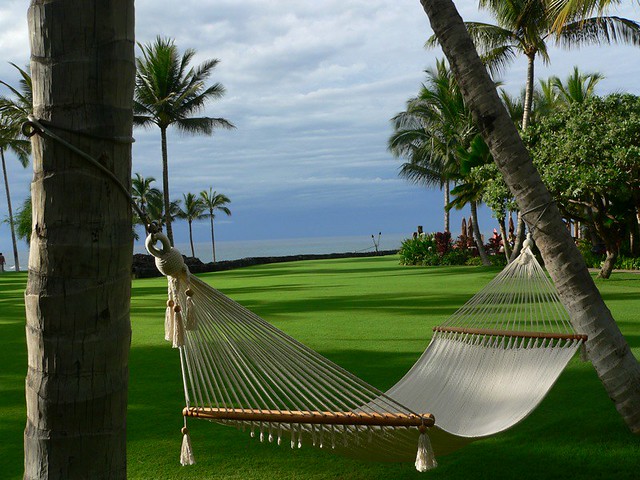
[1,0,640,258]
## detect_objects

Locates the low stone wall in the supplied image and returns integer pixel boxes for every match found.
[133,249,398,279]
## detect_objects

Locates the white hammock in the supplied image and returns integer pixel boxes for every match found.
[145,233,585,472]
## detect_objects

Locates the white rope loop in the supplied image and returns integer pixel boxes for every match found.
[146,232,187,278]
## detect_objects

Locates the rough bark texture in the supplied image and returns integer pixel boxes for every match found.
[1,148,20,271]
[420,0,640,433]
[25,1,135,478]
[510,213,527,261]
[498,216,511,260]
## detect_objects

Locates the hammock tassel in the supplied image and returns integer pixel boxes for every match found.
[165,298,175,342]
[180,426,196,466]
[173,305,185,348]
[415,426,437,472]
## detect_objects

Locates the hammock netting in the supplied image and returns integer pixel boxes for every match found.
[145,233,585,471]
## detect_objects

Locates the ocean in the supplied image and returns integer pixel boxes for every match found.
[6,233,407,271]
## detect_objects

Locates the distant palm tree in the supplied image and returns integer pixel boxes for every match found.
[133,36,235,245]
[200,187,231,262]
[389,59,474,233]
[176,192,206,257]
[0,63,33,272]
[145,190,180,232]
[550,66,604,104]
[131,173,161,219]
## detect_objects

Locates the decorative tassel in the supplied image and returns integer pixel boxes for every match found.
[180,426,195,466]
[415,426,437,472]
[184,289,197,330]
[165,299,175,342]
[173,305,185,348]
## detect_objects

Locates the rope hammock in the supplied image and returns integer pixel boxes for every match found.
[145,233,586,472]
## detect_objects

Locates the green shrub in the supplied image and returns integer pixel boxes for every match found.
[440,249,469,265]
[615,256,640,270]
[398,235,436,265]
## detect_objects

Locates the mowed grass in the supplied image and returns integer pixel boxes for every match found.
[1,255,639,479]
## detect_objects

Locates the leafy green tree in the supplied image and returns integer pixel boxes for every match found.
[389,59,474,233]
[527,94,640,278]
[0,63,33,272]
[14,196,31,245]
[176,192,206,257]
[134,37,235,245]
[200,187,231,262]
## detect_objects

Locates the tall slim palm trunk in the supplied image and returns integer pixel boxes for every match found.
[420,0,640,432]
[160,127,174,245]
[1,148,20,272]
[188,220,195,257]
[470,201,491,266]
[443,181,450,233]
[24,1,135,478]
[209,213,217,262]
[498,215,511,260]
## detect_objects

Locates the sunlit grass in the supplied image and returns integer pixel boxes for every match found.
[1,257,638,479]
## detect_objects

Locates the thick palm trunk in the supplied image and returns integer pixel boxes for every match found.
[1,148,20,272]
[24,1,135,478]
[160,127,174,245]
[470,201,491,266]
[209,214,217,262]
[420,0,640,432]
[444,181,450,233]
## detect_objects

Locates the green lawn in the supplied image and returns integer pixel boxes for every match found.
[1,256,639,479]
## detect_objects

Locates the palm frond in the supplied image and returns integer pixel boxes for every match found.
[558,16,640,48]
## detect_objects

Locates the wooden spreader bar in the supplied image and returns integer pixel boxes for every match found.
[433,326,588,342]
[184,407,435,427]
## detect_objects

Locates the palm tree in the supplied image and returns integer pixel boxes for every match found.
[389,59,474,233]
[133,37,235,246]
[447,135,493,265]
[176,192,206,257]
[25,1,135,476]
[420,0,640,432]
[428,0,640,259]
[145,189,180,231]
[0,64,33,272]
[131,173,161,217]
[200,187,231,262]
[551,66,604,104]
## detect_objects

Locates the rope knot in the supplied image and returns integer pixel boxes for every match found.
[145,232,187,278]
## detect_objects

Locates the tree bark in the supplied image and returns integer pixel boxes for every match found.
[420,0,640,433]
[470,201,491,266]
[510,213,527,261]
[522,54,535,130]
[24,1,135,478]
[160,127,174,246]
[1,148,20,272]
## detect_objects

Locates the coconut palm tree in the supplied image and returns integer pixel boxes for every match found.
[24,1,135,476]
[200,187,231,262]
[176,192,206,257]
[428,0,640,259]
[550,66,604,104]
[131,173,161,217]
[0,63,33,272]
[389,59,474,233]
[420,0,640,432]
[133,36,235,245]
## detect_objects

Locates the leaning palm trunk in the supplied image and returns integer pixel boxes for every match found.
[24,1,135,478]
[1,148,20,272]
[470,201,491,266]
[420,0,640,432]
